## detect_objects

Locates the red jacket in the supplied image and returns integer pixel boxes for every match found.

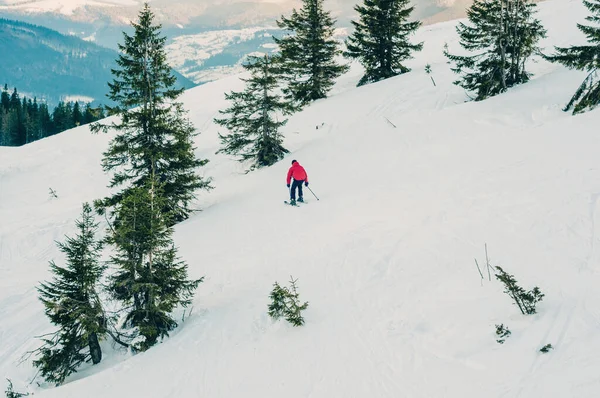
[287,162,308,185]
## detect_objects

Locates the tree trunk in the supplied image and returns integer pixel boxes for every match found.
[499,0,508,91]
[88,332,102,364]
[262,55,269,140]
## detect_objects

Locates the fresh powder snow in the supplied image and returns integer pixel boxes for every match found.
[1,0,600,396]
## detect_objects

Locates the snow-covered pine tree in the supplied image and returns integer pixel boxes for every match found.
[445,0,546,101]
[214,54,294,168]
[91,4,211,224]
[344,0,423,86]
[33,203,105,385]
[274,0,349,106]
[108,180,202,351]
[546,0,600,114]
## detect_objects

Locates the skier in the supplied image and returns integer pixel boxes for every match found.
[286,160,309,205]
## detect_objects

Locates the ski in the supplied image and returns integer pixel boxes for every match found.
[284,201,299,206]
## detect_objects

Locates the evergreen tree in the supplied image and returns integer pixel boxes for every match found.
[4,379,28,398]
[215,54,293,168]
[91,3,211,224]
[107,181,202,351]
[8,88,18,109]
[33,203,106,385]
[1,85,9,110]
[444,0,546,101]
[495,266,544,315]
[9,88,26,146]
[2,108,17,146]
[39,103,53,138]
[21,97,33,144]
[274,0,349,106]
[25,98,39,142]
[267,276,309,327]
[83,104,96,124]
[546,0,600,114]
[52,102,69,134]
[72,101,83,126]
[344,0,423,86]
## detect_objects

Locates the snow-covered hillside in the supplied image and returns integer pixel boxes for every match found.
[2,0,600,396]
[165,27,348,84]
[165,27,279,84]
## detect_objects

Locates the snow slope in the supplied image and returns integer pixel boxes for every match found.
[2,0,600,396]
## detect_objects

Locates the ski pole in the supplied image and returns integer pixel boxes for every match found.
[307,186,319,201]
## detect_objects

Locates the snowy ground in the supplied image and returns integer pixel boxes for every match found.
[2,0,600,396]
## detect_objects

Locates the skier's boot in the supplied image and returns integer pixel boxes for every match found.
[298,197,304,203]
[290,199,296,205]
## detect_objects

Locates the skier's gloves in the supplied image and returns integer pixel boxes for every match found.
[305,182,309,187]
[287,184,290,188]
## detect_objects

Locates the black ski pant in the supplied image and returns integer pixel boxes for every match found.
[290,179,305,200]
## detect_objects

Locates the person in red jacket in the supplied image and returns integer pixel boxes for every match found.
[286,159,308,205]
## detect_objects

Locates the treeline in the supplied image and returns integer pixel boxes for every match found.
[0,85,105,147]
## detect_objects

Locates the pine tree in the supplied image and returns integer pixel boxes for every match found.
[4,379,28,398]
[445,0,546,101]
[1,86,10,145]
[91,3,211,224]
[39,103,52,138]
[83,104,96,124]
[267,282,288,319]
[215,54,293,168]
[9,88,26,146]
[545,0,600,114]
[267,277,309,327]
[284,277,309,326]
[72,101,83,126]
[33,203,106,385]
[52,102,69,134]
[274,0,349,106]
[344,0,423,86]
[495,266,544,315]
[1,85,9,111]
[107,180,202,351]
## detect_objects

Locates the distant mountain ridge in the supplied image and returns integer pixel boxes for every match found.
[0,18,195,106]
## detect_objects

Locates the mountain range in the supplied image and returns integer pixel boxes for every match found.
[0,18,195,106]
[0,0,476,87]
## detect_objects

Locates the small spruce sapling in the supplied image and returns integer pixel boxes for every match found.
[443,43,450,64]
[267,282,289,320]
[285,277,309,326]
[267,276,309,327]
[495,266,544,315]
[4,379,28,398]
[495,324,511,344]
[540,343,553,353]
[425,64,436,87]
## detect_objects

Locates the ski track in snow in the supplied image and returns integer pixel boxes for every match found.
[3,0,600,396]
